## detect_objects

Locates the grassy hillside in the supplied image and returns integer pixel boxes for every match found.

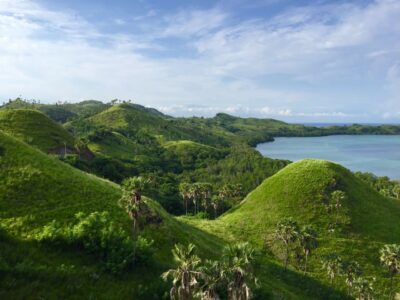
[1,98,110,123]
[163,140,227,170]
[217,159,400,293]
[0,109,76,153]
[221,159,400,241]
[0,131,225,299]
[88,104,232,146]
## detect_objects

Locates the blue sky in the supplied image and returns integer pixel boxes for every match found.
[1,0,400,122]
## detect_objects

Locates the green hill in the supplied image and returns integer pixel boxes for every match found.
[0,109,77,153]
[218,159,400,291]
[222,159,400,241]
[1,99,111,123]
[163,140,226,170]
[0,131,224,299]
[88,103,231,146]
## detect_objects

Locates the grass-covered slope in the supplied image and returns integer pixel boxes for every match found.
[88,103,231,146]
[222,159,400,242]
[0,131,225,299]
[0,109,76,153]
[0,130,123,229]
[218,159,400,292]
[163,140,227,170]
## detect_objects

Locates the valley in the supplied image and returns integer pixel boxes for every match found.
[1,99,400,299]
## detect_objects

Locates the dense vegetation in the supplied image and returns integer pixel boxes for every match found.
[1,98,400,299]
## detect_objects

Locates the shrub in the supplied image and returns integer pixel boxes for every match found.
[135,235,154,265]
[36,220,66,245]
[36,211,154,274]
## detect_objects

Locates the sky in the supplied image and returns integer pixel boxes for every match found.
[1,0,400,122]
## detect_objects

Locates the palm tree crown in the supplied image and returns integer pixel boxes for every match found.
[222,242,257,300]
[162,243,201,300]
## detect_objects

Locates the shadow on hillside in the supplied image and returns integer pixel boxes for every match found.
[169,218,227,259]
[258,258,352,300]
[0,228,169,299]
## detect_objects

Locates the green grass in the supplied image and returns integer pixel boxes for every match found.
[0,109,76,152]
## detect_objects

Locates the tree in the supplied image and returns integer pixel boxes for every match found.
[322,253,342,285]
[197,260,222,300]
[342,260,362,295]
[298,226,318,273]
[392,184,400,200]
[74,138,88,159]
[179,183,191,215]
[380,244,400,299]
[198,183,212,213]
[119,176,151,236]
[162,243,201,300]
[189,184,201,215]
[329,190,346,227]
[222,242,257,300]
[274,218,299,270]
[353,277,374,300]
[210,196,221,219]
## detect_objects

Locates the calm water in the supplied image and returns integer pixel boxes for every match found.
[256,135,400,179]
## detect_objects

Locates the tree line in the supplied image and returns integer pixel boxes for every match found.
[179,182,243,218]
[162,242,258,300]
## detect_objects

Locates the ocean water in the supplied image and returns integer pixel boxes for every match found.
[256,135,400,179]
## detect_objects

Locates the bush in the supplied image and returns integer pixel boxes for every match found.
[36,220,66,245]
[70,212,135,273]
[135,235,154,264]
[192,211,209,219]
[36,211,154,274]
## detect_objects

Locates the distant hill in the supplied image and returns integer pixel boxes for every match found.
[0,109,77,154]
[85,103,233,147]
[163,140,227,170]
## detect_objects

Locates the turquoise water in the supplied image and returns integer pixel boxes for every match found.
[256,135,400,179]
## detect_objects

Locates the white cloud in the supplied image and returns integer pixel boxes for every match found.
[162,8,227,38]
[114,19,126,25]
[0,0,399,121]
[156,104,351,119]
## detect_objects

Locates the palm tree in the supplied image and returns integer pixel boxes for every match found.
[179,183,191,215]
[330,190,346,227]
[353,277,374,300]
[274,218,299,270]
[197,260,222,300]
[211,196,221,219]
[189,184,201,215]
[198,183,212,213]
[298,226,318,273]
[123,176,151,203]
[380,244,400,299]
[342,260,362,295]
[222,242,257,300]
[321,253,342,285]
[119,176,151,236]
[162,243,202,300]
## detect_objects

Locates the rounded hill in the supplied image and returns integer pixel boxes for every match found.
[0,109,76,153]
[222,159,400,243]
